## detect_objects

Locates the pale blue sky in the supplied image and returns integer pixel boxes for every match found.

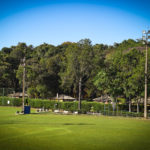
[0,0,150,49]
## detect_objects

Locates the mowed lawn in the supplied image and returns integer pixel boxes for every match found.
[0,107,150,150]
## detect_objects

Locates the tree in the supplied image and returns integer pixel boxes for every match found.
[94,47,145,112]
[119,49,145,112]
[60,39,94,109]
[84,44,108,98]
[0,47,20,90]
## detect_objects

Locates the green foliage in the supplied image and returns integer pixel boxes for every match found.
[0,96,147,116]
[28,99,57,109]
[94,47,147,105]
[27,87,37,98]
[0,97,110,113]
[59,39,95,98]
[0,97,22,106]
[0,39,149,103]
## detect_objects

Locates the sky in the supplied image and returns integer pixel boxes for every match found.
[0,0,150,49]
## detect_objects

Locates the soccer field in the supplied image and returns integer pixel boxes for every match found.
[0,107,150,150]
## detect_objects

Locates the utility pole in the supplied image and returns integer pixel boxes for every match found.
[78,77,82,110]
[22,57,26,112]
[142,30,150,119]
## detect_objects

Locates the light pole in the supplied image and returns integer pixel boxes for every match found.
[22,57,26,112]
[142,30,150,119]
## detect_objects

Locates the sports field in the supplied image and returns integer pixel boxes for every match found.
[0,106,150,150]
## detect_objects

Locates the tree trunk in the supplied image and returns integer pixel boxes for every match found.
[112,97,116,112]
[129,99,131,112]
[137,101,139,113]
[137,98,141,113]
[78,77,82,110]
[116,99,118,115]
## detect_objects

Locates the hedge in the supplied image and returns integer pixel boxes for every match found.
[0,97,148,116]
[0,97,113,112]
[0,97,22,106]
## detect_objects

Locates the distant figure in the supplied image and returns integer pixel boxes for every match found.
[25,98,28,106]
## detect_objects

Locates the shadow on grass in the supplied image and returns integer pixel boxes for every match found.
[30,113,40,115]
[63,123,95,126]
[30,112,50,115]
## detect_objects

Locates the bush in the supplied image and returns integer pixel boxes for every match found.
[28,99,57,110]
[0,97,22,106]
[0,97,145,117]
[80,102,92,113]
[58,102,78,112]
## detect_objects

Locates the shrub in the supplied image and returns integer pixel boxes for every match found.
[28,99,56,109]
[0,97,145,117]
[0,97,22,106]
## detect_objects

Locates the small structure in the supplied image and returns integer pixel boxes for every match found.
[93,95,112,103]
[136,98,150,104]
[8,92,28,98]
[51,94,76,102]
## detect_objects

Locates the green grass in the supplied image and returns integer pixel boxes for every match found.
[0,107,150,150]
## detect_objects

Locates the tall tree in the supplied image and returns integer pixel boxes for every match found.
[94,47,146,112]
[60,39,94,109]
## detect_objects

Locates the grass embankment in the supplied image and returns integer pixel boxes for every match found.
[0,106,150,150]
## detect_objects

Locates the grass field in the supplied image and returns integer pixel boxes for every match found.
[0,107,150,150]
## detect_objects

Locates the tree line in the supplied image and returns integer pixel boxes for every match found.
[0,39,149,107]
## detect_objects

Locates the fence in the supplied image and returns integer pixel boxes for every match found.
[0,88,14,96]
